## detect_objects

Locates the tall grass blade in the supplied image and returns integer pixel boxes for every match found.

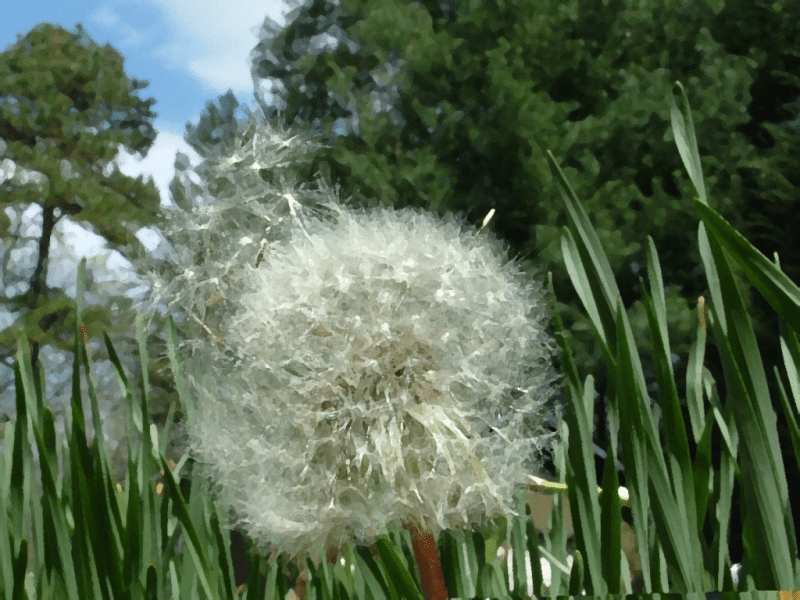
[546,148,705,591]
[671,80,798,588]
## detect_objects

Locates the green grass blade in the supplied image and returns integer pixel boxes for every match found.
[668,81,706,204]
[563,372,605,595]
[545,150,624,342]
[639,236,705,575]
[684,296,711,445]
[556,224,617,374]
[156,453,217,598]
[693,203,796,587]
[713,412,738,591]
[354,544,392,600]
[547,413,570,596]
[524,507,544,597]
[508,487,529,597]
[690,198,800,337]
[375,532,423,600]
[567,548,584,596]
[208,508,236,597]
[613,296,700,590]
[598,431,622,594]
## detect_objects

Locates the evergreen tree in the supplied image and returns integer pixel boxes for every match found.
[0,22,168,481]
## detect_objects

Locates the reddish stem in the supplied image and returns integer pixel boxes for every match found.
[404,520,449,600]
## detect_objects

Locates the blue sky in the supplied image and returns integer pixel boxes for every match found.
[0,0,313,423]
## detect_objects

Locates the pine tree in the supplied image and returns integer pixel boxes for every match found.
[0,22,167,482]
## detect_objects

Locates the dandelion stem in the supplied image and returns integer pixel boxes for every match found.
[404,520,449,600]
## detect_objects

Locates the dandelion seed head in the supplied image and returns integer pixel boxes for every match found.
[178,200,561,568]
[156,119,562,570]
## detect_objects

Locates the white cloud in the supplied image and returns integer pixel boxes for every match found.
[144,0,289,94]
[109,123,203,263]
[114,124,202,208]
[92,6,120,28]
[90,5,150,48]
[186,49,260,94]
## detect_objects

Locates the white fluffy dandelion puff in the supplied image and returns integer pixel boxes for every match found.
[179,195,562,569]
